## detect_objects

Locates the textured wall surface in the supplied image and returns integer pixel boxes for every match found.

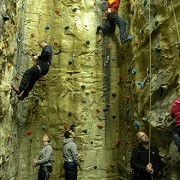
[0,0,179,180]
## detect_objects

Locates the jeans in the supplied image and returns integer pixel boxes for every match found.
[64,162,77,180]
[102,13,126,42]
[19,61,49,98]
[38,166,52,180]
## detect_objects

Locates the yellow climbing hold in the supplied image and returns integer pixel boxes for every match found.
[90,89,96,93]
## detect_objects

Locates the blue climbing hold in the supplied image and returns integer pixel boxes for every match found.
[127,35,133,42]
[132,68,136,75]
[112,58,116,61]
[42,124,47,131]
[135,121,141,128]
[137,81,144,88]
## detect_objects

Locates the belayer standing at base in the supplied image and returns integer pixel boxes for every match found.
[96,0,129,44]
[12,39,53,100]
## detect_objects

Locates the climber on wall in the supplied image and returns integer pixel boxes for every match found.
[131,131,163,180]
[96,0,129,44]
[33,134,53,180]
[171,99,180,151]
[63,129,82,180]
[11,39,53,100]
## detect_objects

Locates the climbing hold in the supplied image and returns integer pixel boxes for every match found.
[111,163,115,168]
[132,68,136,75]
[137,81,144,88]
[64,124,69,130]
[90,89,96,93]
[96,107,101,112]
[55,9,60,15]
[103,108,108,112]
[155,45,161,52]
[108,43,113,49]
[31,33,35,37]
[112,58,116,61]
[119,75,124,81]
[7,63,12,69]
[8,135,13,141]
[86,40,90,45]
[4,87,10,93]
[3,15,10,21]
[116,139,121,147]
[68,112,72,116]
[2,43,6,49]
[112,93,116,98]
[68,61,72,65]
[90,141,93,144]
[94,166,97,169]
[143,0,148,6]
[127,125,130,129]
[27,130,33,135]
[112,115,116,119]
[135,121,141,128]
[82,129,87,134]
[97,123,103,129]
[126,96,131,100]
[140,29,144,34]
[155,21,158,26]
[42,124,47,131]
[127,35,133,42]
[97,37,102,43]
[142,117,148,122]
[81,85,86,89]
[54,41,59,45]
[45,25,50,30]
[72,8,78,12]
[65,26,70,30]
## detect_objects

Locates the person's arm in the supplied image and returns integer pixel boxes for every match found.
[35,145,53,165]
[38,46,52,61]
[130,148,147,172]
[70,143,82,170]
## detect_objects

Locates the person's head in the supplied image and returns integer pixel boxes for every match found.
[64,130,76,139]
[38,39,48,48]
[136,131,149,144]
[42,134,51,143]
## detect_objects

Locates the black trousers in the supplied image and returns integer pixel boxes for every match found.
[19,62,49,98]
[64,162,77,180]
[38,166,52,180]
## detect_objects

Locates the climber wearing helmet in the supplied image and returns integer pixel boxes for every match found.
[11,39,52,100]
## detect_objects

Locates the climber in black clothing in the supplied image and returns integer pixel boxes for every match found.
[12,39,53,100]
[131,131,162,180]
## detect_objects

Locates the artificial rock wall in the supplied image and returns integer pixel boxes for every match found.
[0,0,179,180]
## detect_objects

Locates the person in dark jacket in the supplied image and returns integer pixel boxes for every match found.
[33,134,53,180]
[11,39,53,100]
[63,130,82,180]
[96,0,128,44]
[131,131,162,180]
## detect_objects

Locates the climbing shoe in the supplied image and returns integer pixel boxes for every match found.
[96,26,103,34]
[121,35,133,44]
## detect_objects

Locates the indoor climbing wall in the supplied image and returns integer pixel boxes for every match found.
[14,0,119,179]
[0,0,20,179]
[115,0,180,179]
[0,0,179,179]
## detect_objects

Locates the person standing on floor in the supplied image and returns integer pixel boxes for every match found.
[63,130,82,180]
[33,134,53,180]
[12,39,53,100]
[131,131,162,180]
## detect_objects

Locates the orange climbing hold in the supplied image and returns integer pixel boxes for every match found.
[90,89,96,93]
[2,43,6,49]
[64,124,69,130]
[97,37,102,42]
[31,33,35,37]
[97,123,103,129]
[4,88,10,93]
[27,130,33,135]
[55,9,60,15]
[96,107,101,112]
[8,63,12,69]
[108,43,113,49]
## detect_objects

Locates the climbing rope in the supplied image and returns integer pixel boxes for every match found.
[148,1,152,178]
[170,0,180,42]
